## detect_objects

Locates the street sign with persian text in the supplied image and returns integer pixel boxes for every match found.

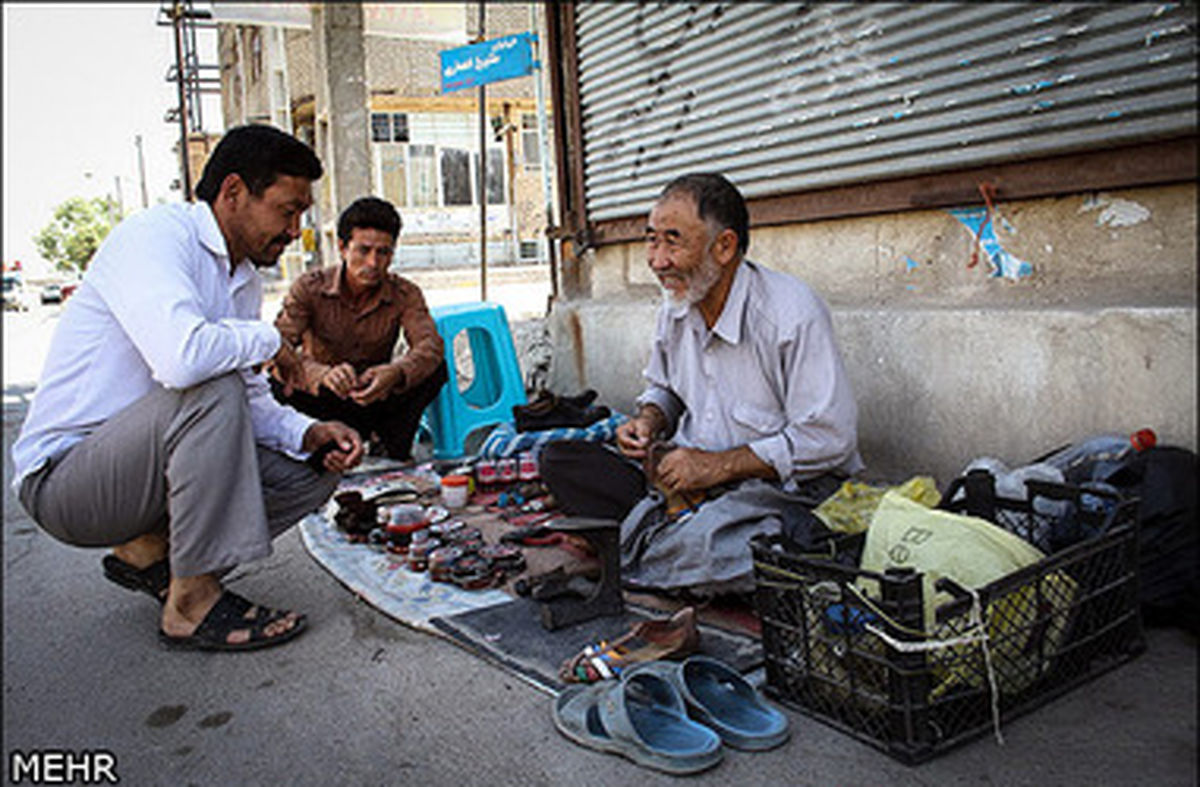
[440,33,534,93]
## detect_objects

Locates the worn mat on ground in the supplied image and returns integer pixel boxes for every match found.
[301,466,764,694]
[429,597,763,694]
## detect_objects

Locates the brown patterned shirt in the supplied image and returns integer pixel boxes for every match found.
[273,264,444,396]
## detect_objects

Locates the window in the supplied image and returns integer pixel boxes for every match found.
[479,149,505,205]
[391,113,409,142]
[371,114,391,143]
[520,240,541,260]
[521,113,540,168]
[441,149,472,206]
[409,145,437,207]
[378,144,406,207]
[371,113,410,143]
[368,112,510,210]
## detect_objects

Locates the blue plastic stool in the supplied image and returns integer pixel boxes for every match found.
[424,301,526,459]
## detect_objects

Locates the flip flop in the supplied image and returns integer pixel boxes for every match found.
[553,672,723,775]
[629,656,790,751]
[159,591,307,652]
[102,555,170,604]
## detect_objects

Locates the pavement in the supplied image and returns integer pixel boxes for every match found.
[3,297,1197,786]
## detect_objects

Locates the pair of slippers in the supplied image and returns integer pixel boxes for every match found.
[102,555,306,652]
[553,655,789,774]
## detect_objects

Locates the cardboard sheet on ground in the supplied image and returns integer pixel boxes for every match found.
[301,468,764,694]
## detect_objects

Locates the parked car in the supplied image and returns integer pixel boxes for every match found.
[60,283,78,301]
[3,274,26,311]
[40,283,63,304]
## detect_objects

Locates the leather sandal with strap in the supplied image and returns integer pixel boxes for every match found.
[103,555,170,604]
[159,590,307,652]
[559,606,700,684]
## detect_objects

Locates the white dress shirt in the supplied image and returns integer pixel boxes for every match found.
[636,259,864,484]
[11,201,314,490]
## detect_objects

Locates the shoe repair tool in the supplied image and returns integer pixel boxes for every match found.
[535,517,624,630]
[500,522,563,546]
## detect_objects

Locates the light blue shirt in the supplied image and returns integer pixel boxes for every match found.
[636,259,864,484]
[11,201,314,490]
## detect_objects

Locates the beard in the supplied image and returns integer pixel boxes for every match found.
[248,234,293,268]
[661,251,723,306]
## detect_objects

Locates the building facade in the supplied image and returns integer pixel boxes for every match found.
[542,2,1197,483]
[214,2,556,278]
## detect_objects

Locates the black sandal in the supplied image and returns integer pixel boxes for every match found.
[102,555,170,604]
[158,591,307,652]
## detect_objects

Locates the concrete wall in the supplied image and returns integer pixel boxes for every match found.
[545,183,1197,484]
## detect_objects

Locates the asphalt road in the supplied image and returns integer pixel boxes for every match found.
[2,298,1196,786]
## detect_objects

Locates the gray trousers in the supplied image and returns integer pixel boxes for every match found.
[18,373,339,577]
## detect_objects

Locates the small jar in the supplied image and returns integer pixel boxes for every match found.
[497,458,518,484]
[475,459,498,488]
[518,451,539,481]
[441,474,471,509]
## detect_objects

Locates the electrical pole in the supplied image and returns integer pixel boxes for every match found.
[135,134,149,209]
[478,0,487,302]
[170,2,191,200]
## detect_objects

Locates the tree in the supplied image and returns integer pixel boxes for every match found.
[33,196,119,274]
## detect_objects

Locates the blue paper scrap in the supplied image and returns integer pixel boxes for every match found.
[948,208,1034,280]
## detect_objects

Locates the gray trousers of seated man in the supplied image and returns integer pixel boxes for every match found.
[18,373,339,578]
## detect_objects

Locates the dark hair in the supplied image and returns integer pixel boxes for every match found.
[659,173,749,255]
[337,197,402,244]
[194,124,323,204]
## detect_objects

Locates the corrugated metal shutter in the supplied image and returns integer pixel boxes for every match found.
[574,1,1198,222]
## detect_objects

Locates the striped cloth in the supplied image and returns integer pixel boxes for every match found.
[478,413,629,458]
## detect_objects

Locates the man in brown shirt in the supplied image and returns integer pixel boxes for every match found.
[271,197,447,460]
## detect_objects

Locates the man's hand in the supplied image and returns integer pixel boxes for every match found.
[320,362,360,399]
[267,341,305,396]
[654,447,724,492]
[655,445,777,493]
[349,363,404,406]
[302,420,364,473]
[616,406,667,459]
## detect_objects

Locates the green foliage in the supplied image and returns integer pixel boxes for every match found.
[33,196,119,274]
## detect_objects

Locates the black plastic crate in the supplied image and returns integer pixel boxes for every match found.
[751,473,1144,764]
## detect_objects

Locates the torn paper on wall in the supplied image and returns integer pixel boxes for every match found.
[947,208,1034,280]
[1079,194,1151,227]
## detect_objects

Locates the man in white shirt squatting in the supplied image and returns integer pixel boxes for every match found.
[11,125,364,651]
[540,173,863,598]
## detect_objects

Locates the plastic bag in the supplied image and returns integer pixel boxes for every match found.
[860,492,1046,627]
[813,476,941,535]
[859,491,1077,696]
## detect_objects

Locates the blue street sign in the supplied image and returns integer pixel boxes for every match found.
[440,32,534,93]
